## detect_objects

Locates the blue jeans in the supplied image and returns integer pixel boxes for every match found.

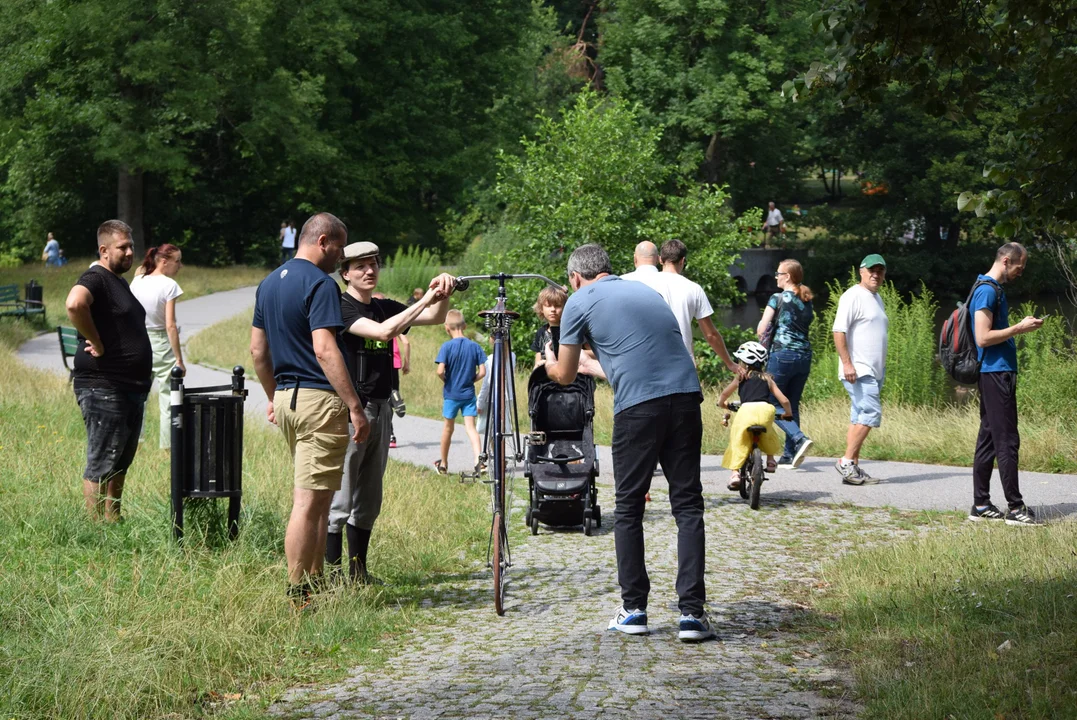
[767,348,812,457]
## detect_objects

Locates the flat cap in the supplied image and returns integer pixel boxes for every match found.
[341,241,380,262]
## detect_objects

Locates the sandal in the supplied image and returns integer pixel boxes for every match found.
[765,458,777,473]
[727,473,742,491]
[433,460,448,475]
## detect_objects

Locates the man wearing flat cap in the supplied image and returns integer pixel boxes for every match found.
[832,253,889,485]
[250,212,369,608]
[327,240,456,583]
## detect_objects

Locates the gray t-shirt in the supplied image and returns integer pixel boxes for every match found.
[560,275,701,414]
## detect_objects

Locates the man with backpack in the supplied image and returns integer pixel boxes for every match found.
[967,242,1044,526]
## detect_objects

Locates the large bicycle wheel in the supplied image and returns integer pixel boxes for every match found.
[748,447,764,510]
[491,511,507,615]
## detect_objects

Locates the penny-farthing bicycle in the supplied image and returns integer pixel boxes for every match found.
[453,272,564,615]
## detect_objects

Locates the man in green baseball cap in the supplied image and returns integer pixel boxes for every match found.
[831,252,889,484]
[860,253,886,270]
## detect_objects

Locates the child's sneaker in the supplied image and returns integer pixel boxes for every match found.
[389,435,398,449]
[607,606,649,635]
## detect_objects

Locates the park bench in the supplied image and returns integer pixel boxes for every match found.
[0,283,46,320]
[57,325,79,380]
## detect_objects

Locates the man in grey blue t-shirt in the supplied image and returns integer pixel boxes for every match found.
[968,242,1043,527]
[545,244,714,642]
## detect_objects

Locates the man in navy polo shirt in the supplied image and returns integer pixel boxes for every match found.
[545,244,714,642]
[968,242,1044,527]
[250,212,369,606]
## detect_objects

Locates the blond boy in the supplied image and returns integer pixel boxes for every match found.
[434,310,486,473]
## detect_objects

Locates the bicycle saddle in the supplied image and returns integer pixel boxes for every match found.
[747,425,767,434]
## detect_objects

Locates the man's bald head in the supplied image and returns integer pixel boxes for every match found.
[633,241,659,268]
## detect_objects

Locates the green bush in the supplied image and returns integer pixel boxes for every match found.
[456,91,754,355]
[694,326,756,387]
[378,245,442,301]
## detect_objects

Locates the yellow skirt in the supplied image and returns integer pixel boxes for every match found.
[723,401,784,470]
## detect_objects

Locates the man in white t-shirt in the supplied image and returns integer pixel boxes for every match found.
[280,220,297,264]
[831,253,889,485]
[764,202,784,248]
[641,239,740,375]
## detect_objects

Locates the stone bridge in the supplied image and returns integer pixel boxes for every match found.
[729,248,786,297]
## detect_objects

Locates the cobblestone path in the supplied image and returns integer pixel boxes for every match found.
[272,485,916,719]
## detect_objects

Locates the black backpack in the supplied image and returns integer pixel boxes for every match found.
[939,278,1001,386]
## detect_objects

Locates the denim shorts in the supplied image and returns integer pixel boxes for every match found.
[75,387,148,482]
[442,396,478,419]
[841,375,882,428]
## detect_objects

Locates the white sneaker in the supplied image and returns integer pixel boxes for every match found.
[678,611,717,642]
[607,606,649,635]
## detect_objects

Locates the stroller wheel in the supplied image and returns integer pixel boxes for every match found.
[530,515,539,535]
[594,505,602,528]
[583,516,593,536]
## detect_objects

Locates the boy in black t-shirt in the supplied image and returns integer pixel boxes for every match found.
[530,285,567,368]
[326,242,457,583]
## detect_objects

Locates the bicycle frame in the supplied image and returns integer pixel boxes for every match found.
[454,272,564,614]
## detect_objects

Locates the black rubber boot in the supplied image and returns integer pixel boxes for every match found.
[346,524,372,583]
[325,532,343,582]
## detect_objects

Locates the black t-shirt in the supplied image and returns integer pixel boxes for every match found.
[340,294,408,401]
[72,266,153,392]
[737,372,771,404]
[530,324,560,357]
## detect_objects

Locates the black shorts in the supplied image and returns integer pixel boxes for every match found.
[75,387,147,482]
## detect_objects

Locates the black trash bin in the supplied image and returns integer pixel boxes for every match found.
[24,279,43,309]
[170,366,248,541]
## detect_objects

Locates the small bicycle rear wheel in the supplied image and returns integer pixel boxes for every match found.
[737,466,750,500]
[492,511,506,615]
[749,447,763,510]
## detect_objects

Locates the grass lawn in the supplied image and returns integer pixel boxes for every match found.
[802,518,1077,717]
[0,268,492,720]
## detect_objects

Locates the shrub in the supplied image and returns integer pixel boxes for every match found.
[378,246,442,301]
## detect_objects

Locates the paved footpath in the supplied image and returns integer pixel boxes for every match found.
[18,285,1077,719]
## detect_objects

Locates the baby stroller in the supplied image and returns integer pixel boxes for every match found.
[524,365,601,535]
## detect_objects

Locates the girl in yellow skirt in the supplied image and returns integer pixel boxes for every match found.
[716,341,793,491]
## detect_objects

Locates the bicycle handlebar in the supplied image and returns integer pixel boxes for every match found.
[453,273,565,292]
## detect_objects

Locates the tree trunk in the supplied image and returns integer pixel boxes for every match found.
[820,166,833,196]
[703,132,722,185]
[117,168,145,259]
[835,167,843,198]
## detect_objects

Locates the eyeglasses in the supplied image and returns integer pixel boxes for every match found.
[774,271,789,277]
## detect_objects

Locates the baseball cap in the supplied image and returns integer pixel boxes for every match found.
[860,253,886,269]
[341,241,380,264]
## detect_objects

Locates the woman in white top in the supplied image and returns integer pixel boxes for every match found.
[130,243,185,449]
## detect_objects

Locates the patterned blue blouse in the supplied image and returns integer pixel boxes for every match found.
[766,290,813,353]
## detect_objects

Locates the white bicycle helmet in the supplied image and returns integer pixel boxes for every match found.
[734,341,769,367]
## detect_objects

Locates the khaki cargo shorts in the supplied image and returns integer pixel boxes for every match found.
[274,388,349,491]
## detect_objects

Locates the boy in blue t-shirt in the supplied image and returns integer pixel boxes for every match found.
[434,309,486,474]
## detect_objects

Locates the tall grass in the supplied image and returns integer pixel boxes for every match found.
[805,273,943,404]
[191,311,1077,473]
[376,246,442,301]
[809,522,1077,717]
[0,330,490,719]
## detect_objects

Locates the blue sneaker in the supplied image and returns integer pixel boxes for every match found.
[607,606,649,635]
[678,611,716,642]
